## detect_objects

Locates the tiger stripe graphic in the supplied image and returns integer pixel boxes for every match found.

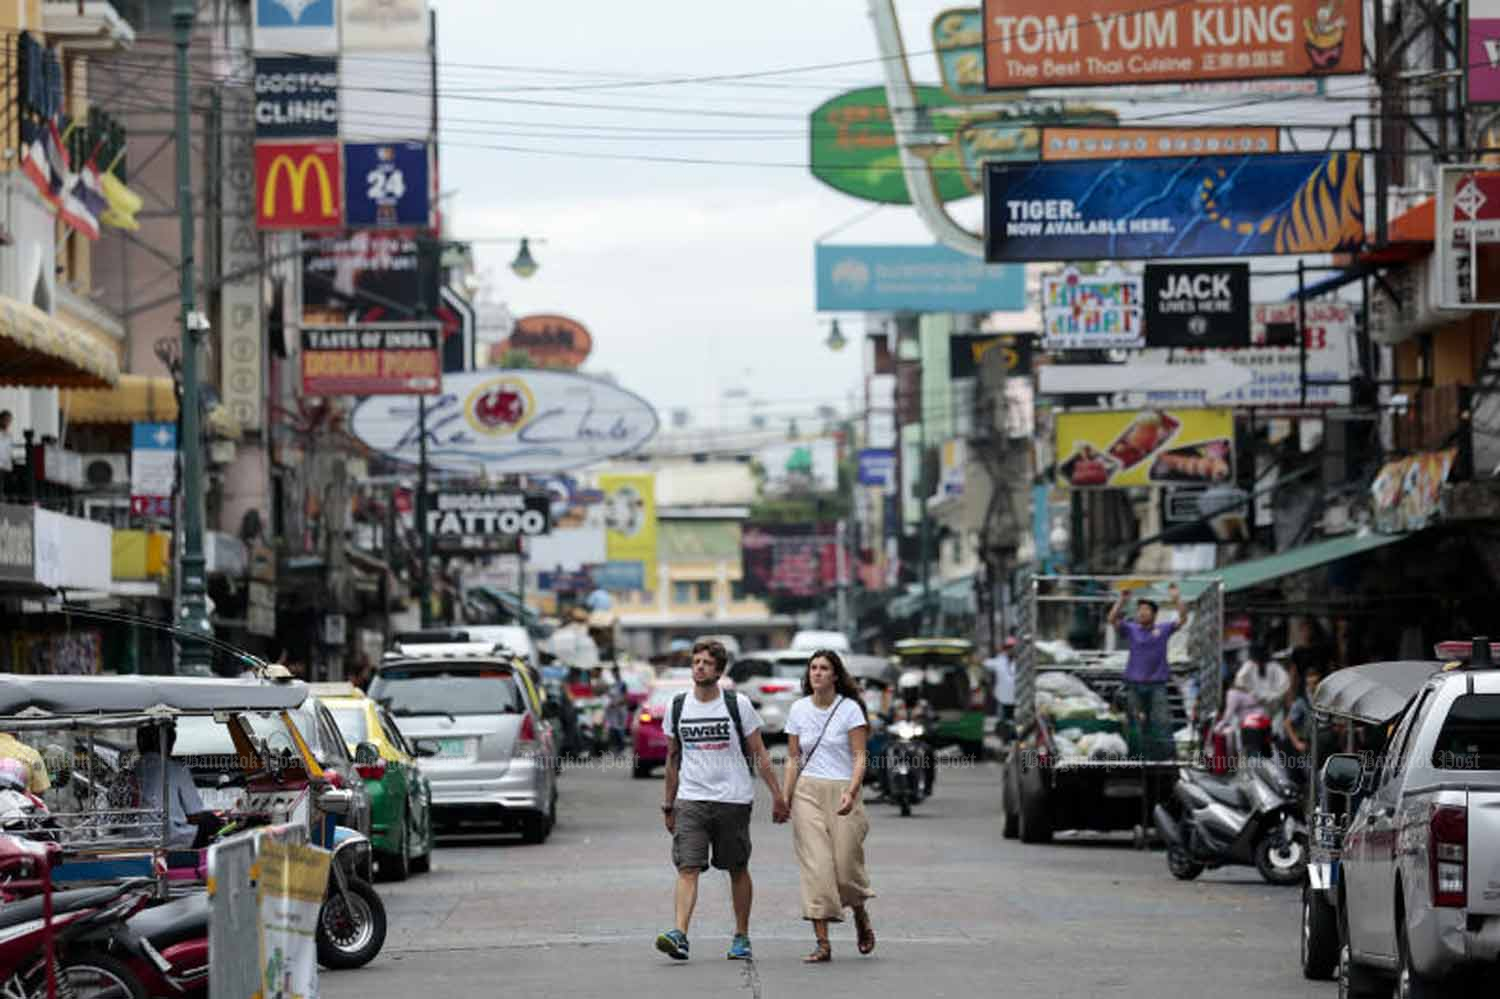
[1273,151,1364,254]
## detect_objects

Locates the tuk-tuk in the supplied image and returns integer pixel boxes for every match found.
[1299,659,1440,981]
[0,670,388,971]
[890,639,986,756]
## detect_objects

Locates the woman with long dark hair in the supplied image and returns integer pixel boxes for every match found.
[781,649,875,962]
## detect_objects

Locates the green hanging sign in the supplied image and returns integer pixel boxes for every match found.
[808,85,973,205]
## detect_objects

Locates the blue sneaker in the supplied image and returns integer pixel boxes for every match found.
[727,934,753,960]
[655,929,690,960]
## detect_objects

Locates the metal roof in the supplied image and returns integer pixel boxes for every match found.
[0,675,309,720]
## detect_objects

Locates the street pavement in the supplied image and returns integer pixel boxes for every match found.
[322,755,1334,998]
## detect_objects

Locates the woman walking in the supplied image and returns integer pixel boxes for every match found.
[783,649,875,963]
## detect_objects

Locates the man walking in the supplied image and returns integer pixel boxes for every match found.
[657,639,788,962]
[1107,583,1187,760]
[983,636,1017,743]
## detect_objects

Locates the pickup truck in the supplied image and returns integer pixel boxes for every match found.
[1333,639,1500,999]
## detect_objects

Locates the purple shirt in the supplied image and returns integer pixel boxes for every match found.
[1119,619,1179,684]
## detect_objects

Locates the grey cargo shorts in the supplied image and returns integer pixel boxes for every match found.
[672,799,753,872]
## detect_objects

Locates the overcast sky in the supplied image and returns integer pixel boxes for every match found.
[433,1,1367,433]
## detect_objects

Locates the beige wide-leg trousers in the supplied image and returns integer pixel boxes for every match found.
[791,776,874,921]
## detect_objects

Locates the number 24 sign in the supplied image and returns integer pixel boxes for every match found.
[343,141,431,228]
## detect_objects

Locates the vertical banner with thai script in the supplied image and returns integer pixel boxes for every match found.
[256,839,329,999]
[220,14,264,429]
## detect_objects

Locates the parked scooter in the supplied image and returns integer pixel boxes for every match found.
[0,834,155,998]
[117,893,211,997]
[1152,755,1307,885]
[317,826,388,969]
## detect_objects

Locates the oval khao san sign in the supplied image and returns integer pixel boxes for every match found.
[490,314,593,369]
[350,370,659,474]
[809,86,972,205]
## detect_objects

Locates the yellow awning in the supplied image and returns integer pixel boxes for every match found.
[62,373,177,424]
[0,298,120,389]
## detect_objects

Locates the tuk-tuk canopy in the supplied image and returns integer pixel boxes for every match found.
[1312,661,1441,726]
[892,638,973,660]
[0,675,309,720]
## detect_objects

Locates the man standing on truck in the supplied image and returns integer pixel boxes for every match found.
[1107,583,1187,761]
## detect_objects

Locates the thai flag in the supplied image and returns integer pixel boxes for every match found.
[18,119,53,202]
[62,161,104,241]
[43,119,70,207]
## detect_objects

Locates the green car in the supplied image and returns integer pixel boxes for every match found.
[315,683,435,880]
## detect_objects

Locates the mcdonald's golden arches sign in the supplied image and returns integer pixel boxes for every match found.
[255,141,343,231]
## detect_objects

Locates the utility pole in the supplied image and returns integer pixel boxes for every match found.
[174,0,213,672]
[417,5,440,629]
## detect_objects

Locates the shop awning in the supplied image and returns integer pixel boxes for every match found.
[0,298,119,389]
[62,373,176,424]
[1211,530,1413,595]
[62,376,242,439]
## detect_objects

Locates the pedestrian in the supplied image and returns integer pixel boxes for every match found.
[656,639,789,963]
[1107,583,1187,760]
[1234,644,1290,712]
[983,637,1017,742]
[1280,665,1325,781]
[782,649,876,963]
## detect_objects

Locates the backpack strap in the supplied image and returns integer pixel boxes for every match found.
[724,690,754,776]
[671,692,686,741]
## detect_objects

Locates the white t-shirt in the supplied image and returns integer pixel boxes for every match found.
[137,752,206,848]
[786,695,867,782]
[984,653,1015,705]
[664,691,762,805]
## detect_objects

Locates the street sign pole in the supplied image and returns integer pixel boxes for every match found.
[174,0,213,673]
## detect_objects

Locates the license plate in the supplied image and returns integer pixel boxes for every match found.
[1103,780,1144,799]
[436,738,471,759]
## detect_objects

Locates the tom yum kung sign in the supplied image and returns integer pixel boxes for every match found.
[982,0,1364,90]
[301,323,440,397]
[428,492,550,554]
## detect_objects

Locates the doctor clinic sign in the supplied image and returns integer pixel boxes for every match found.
[255,142,342,230]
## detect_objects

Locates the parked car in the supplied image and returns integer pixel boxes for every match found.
[370,647,559,844]
[1335,639,1500,998]
[693,634,743,659]
[631,676,733,778]
[729,651,810,738]
[312,682,435,881]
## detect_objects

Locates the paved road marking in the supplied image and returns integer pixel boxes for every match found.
[739,957,762,999]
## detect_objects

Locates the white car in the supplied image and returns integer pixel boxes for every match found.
[728,651,814,738]
[790,630,851,653]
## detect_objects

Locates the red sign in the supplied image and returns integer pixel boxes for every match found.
[983,0,1364,91]
[255,141,343,231]
[489,314,594,370]
[130,496,174,518]
[301,324,441,396]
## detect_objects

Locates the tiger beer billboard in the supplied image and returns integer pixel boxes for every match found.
[982,0,1364,91]
[255,141,343,230]
[984,151,1364,261]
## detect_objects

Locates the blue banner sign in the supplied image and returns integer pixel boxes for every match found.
[857,449,897,488]
[815,244,1025,312]
[984,152,1364,262]
[343,141,431,228]
[589,561,645,591]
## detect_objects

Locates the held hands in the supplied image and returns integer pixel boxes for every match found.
[772,794,790,824]
[837,788,856,816]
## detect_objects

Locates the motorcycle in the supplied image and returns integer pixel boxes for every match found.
[882,711,933,817]
[116,893,211,997]
[1152,755,1307,886]
[0,834,155,999]
[316,826,388,970]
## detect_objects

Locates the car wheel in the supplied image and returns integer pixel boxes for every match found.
[382,821,410,883]
[1017,764,1052,844]
[520,810,550,844]
[1338,944,1388,999]
[1301,883,1339,980]
[632,759,652,779]
[1397,899,1455,999]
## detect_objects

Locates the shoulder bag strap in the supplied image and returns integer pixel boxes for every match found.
[789,696,845,799]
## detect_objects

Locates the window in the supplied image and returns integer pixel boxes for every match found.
[730,579,746,601]
[673,581,713,604]
[1376,690,1431,789]
[1432,694,1500,770]
[673,581,692,604]
[696,580,713,603]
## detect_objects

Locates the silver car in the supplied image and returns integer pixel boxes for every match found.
[729,651,814,737]
[369,653,557,844]
[1336,643,1500,997]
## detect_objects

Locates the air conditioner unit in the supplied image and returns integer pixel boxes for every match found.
[1369,254,1465,346]
[81,453,129,489]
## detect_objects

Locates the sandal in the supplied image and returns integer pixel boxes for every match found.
[804,940,832,963]
[854,908,876,955]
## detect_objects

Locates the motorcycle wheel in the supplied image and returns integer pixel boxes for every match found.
[1166,846,1204,881]
[318,877,388,970]
[899,796,912,817]
[1255,831,1307,886]
[57,953,147,999]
